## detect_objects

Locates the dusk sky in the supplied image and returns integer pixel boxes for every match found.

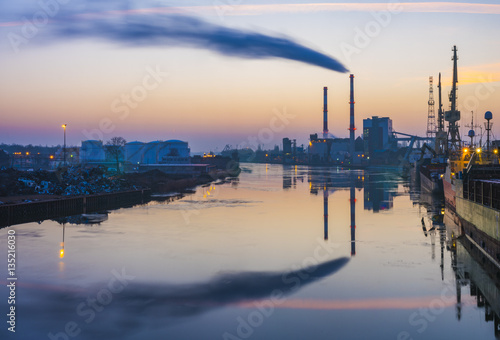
[1,0,499,152]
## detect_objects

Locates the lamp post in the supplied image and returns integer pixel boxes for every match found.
[485,111,492,160]
[62,124,67,166]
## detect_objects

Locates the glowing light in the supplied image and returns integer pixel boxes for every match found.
[463,148,468,153]
[50,155,54,159]
[59,249,64,258]
[26,152,29,155]
[495,149,499,154]
[476,148,481,153]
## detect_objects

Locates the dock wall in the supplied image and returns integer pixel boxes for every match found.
[0,189,151,228]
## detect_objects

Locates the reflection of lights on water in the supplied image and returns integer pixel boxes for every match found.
[202,184,217,199]
[58,261,65,272]
[60,224,65,259]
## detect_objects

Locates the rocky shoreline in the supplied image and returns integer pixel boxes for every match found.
[0,166,238,206]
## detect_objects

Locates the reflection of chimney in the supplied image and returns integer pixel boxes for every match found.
[323,87,328,138]
[349,75,356,160]
[324,189,328,240]
[350,176,356,256]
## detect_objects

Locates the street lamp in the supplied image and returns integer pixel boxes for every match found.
[62,124,67,166]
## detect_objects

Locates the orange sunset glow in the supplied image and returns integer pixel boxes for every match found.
[1,1,499,151]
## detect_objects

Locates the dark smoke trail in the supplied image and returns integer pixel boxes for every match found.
[55,14,348,72]
[2,0,348,72]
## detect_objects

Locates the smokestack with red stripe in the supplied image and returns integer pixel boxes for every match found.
[323,86,328,138]
[349,74,356,160]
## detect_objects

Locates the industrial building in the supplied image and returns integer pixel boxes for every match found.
[308,134,333,163]
[362,116,395,158]
[125,140,190,165]
[80,139,191,171]
[308,75,362,165]
[308,86,334,164]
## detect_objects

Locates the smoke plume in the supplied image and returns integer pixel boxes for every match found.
[2,1,348,72]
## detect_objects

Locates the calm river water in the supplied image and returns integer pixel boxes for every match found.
[1,163,498,339]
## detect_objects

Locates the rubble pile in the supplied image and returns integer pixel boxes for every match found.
[0,166,139,197]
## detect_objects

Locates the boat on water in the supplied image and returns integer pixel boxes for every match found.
[419,158,446,195]
[437,46,500,266]
[442,151,469,211]
[416,142,447,195]
[454,160,500,265]
[442,132,500,265]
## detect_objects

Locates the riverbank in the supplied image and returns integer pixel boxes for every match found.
[0,189,151,227]
[0,165,240,227]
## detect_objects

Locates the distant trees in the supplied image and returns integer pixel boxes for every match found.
[105,137,126,173]
[0,150,10,168]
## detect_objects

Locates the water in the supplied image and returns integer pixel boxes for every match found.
[1,164,498,339]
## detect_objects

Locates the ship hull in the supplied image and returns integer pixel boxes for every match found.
[420,169,443,194]
[443,176,456,210]
[455,196,500,266]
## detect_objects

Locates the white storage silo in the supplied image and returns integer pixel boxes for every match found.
[125,141,145,164]
[143,141,161,164]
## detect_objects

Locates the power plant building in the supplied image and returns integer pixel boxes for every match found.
[363,116,394,157]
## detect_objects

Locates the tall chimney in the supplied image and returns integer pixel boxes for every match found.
[323,87,328,138]
[349,74,355,160]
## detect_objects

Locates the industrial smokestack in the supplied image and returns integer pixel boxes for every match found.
[349,74,356,161]
[323,87,328,138]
